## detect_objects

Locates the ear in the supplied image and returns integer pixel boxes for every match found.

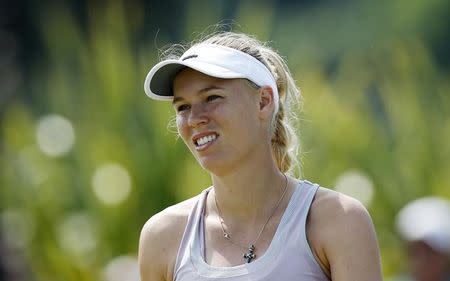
[258,86,276,120]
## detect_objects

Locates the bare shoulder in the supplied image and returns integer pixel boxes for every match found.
[140,195,198,238]
[311,187,372,226]
[308,186,376,251]
[307,187,382,281]
[138,195,199,281]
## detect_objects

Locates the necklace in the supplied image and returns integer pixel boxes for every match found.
[213,173,288,263]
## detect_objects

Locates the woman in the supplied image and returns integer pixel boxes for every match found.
[139,31,383,281]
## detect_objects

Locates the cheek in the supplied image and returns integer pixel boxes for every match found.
[176,116,189,140]
[228,101,261,132]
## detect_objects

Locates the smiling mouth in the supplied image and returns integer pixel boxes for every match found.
[194,133,218,148]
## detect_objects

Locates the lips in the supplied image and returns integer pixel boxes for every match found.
[192,132,219,149]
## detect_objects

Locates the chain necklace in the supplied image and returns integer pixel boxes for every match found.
[213,173,288,263]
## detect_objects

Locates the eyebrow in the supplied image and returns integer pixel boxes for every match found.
[172,86,224,104]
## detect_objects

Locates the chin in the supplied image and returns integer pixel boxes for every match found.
[196,155,234,176]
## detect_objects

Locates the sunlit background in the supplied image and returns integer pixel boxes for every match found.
[1,0,449,280]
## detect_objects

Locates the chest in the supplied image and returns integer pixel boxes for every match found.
[202,210,284,267]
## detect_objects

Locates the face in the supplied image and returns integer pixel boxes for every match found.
[172,68,272,175]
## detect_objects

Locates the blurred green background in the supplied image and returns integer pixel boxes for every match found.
[1,0,449,280]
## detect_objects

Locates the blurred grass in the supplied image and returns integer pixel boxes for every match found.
[1,0,449,280]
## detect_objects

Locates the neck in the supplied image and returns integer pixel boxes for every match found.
[210,158,288,224]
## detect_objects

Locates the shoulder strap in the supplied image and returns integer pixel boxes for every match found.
[279,180,319,239]
[173,188,211,279]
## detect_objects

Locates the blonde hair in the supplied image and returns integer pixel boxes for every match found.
[163,31,302,174]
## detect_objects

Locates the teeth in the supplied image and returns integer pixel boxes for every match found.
[196,134,217,146]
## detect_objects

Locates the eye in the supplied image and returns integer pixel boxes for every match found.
[176,104,191,112]
[206,95,222,102]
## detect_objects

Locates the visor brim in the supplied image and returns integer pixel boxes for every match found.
[144,60,246,101]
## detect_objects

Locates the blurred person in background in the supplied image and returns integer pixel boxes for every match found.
[395,197,450,281]
[138,30,383,281]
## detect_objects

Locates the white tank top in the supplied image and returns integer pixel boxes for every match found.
[173,180,330,281]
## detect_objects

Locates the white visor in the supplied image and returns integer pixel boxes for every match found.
[396,197,450,254]
[144,44,279,109]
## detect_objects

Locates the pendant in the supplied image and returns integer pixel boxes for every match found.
[243,244,256,263]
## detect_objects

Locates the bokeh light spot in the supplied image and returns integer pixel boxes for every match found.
[0,209,35,249]
[36,114,75,157]
[92,163,132,205]
[58,213,97,256]
[334,170,375,207]
[103,255,139,281]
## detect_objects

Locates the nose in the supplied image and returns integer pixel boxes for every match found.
[188,103,209,128]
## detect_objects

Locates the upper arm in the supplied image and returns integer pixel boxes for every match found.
[324,196,383,281]
[138,201,192,281]
[138,214,170,281]
[309,189,383,281]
